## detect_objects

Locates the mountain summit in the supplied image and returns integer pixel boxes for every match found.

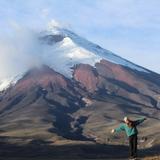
[40,23,150,76]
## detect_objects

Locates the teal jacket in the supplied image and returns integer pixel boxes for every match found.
[115,118,146,137]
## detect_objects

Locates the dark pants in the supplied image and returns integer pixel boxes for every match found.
[129,134,137,158]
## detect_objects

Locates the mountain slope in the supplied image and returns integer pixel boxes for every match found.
[0,25,160,150]
[0,65,87,140]
[0,64,160,146]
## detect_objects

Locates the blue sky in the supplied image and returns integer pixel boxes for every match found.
[0,0,160,73]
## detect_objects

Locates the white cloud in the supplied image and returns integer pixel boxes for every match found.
[0,24,42,79]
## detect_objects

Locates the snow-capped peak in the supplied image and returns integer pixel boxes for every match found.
[42,25,150,75]
[0,23,151,91]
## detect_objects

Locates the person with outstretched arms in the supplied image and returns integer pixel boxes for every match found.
[111,117,147,160]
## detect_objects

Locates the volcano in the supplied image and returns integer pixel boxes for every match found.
[0,24,160,150]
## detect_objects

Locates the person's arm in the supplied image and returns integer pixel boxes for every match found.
[134,117,146,126]
[112,124,125,133]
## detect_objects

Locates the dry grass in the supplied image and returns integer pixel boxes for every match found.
[144,156,160,160]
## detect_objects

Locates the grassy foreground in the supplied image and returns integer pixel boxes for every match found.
[144,156,160,160]
[0,139,159,160]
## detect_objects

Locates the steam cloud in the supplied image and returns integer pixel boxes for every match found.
[0,26,46,80]
[0,20,68,80]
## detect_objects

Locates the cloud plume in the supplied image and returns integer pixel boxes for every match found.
[0,25,43,79]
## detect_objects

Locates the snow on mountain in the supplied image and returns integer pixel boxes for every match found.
[40,24,150,77]
[39,34,102,77]
[0,22,150,91]
[0,75,22,91]
[0,78,12,91]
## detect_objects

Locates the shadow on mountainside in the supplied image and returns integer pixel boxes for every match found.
[0,139,159,159]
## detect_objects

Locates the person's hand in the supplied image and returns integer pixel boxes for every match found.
[111,129,115,134]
